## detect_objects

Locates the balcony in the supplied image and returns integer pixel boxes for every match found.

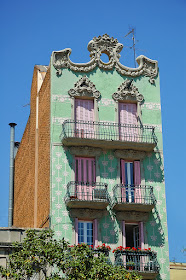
[112,185,156,212]
[115,250,159,279]
[61,120,157,152]
[65,181,109,209]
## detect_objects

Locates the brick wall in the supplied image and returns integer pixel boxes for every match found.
[37,69,50,228]
[13,67,50,228]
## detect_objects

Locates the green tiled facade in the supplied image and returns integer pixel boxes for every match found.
[50,35,170,280]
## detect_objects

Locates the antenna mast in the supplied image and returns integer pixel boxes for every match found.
[124,28,137,68]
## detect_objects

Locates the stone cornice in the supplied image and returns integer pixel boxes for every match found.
[69,146,102,157]
[52,34,158,84]
[68,76,100,99]
[112,79,144,103]
[114,149,147,160]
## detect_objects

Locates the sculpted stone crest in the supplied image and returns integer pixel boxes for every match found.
[68,76,100,99]
[52,34,158,83]
[112,79,144,103]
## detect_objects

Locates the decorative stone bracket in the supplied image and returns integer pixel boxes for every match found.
[52,34,158,84]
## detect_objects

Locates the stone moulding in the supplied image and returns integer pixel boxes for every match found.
[114,149,147,160]
[68,76,100,99]
[116,211,149,222]
[69,146,102,157]
[70,209,107,219]
[52,34,158,84]
[112,79,144,103]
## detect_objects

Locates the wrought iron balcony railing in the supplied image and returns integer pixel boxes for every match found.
[65,181,109,209]
[112,184,156,212]
[115,250,159,276]
[61,120,157,151]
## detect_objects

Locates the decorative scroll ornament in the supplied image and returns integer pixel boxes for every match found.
[52,34,158,83]
[114,149,147,160]
[70,146,102,157]
[68,76,100,99]
[112,79,144,103]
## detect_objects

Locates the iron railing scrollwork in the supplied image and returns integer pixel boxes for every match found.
[65,181,109,203]
[113,184,156,205]
[62,120,157,145]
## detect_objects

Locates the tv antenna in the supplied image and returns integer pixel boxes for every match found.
[123,28,146,68]
[124,28,137,68]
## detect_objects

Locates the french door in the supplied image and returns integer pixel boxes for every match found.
[121,160,141,203]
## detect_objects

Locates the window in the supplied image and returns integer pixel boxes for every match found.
[120,160,141,203]
[75,218,98,247]
[78,221,93,245]
[75,99,94,138]
[123,221,144,249]
[119,102,138,141]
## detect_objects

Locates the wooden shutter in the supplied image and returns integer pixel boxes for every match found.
[119,103,137,141]
[122,220,126,247]
[75,157,95,200]
[134,161,141,203]
[93,219,98,247]
[75,218,78,245]
[139,222,144,249]
[75,99,94,138]
[120,160,126,202]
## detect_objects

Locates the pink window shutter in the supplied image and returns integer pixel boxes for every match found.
[134,161,141,203]
[75,99,94,139]
[75,218,78,245]
[122,220,126,247]
[93,219,98,247]
[139,222,144,249]
[122,221,126,266]
[139,222,144,271]
[75,157,82,200]
[121,160,126,202]
[119,103,137,141]
[75,157,95,201]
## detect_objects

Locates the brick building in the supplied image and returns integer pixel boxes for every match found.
[12,34,170,279]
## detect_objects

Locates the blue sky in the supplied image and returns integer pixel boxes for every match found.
[0,0,186,262]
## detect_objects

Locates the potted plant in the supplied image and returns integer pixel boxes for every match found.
[126,261,135,270]
[95,243,111,256]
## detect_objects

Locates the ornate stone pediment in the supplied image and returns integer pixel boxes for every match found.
[70,146,102,157]
[70,209,107,219]
[116,211,149,222]
[68,76,100,99]
[112,79,144,103]
[52,34,158,84]
[114,149,147,160]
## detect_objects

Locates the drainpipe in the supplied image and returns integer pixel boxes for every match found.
[8,123,17,227]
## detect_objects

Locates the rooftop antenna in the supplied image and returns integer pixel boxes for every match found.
[124,27,137,68]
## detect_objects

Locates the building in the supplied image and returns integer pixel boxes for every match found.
[11,34,170,279]
[170,262,186,280]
